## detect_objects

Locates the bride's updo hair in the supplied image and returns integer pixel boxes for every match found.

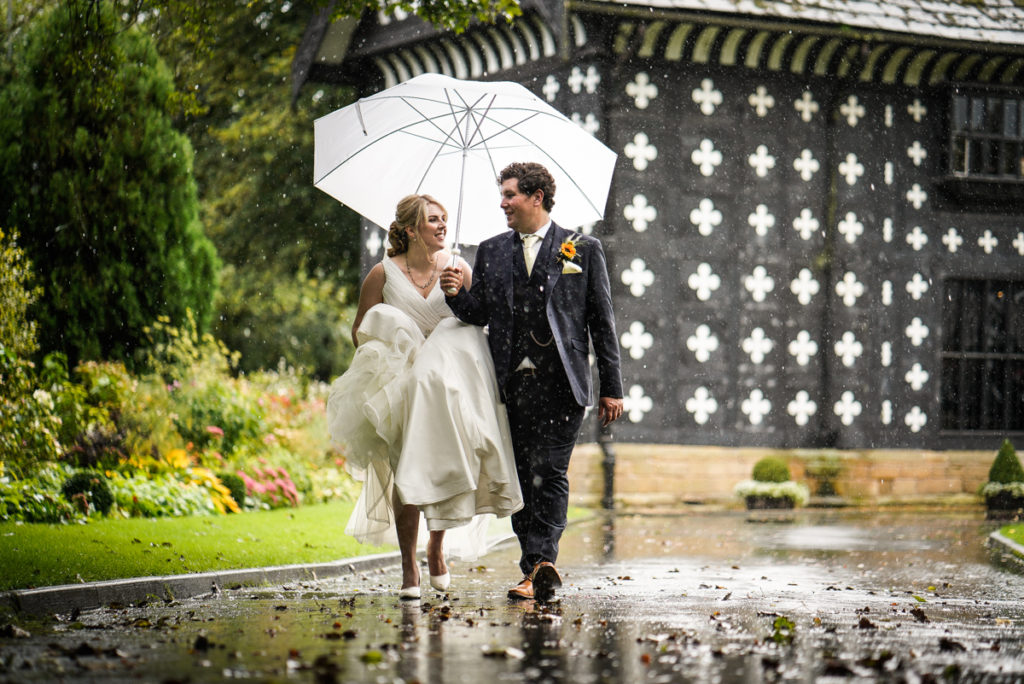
[387,194,446,257]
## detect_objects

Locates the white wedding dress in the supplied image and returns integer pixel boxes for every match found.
[326,256,522,559]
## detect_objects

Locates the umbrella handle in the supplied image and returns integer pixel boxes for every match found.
[445,248,461,295]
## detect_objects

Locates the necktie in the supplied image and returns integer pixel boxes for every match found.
[522,234,540,276]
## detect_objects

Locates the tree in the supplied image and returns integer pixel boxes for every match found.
[0,1,219,368]
[0,228,40,357]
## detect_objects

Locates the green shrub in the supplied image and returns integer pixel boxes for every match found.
[0,227,40,357]
[61,471,114,516]
[0,348,64,476]
[752,457,791,483]
[0,462,81,523]
[107,472,216,518]
[218,472,247,511]
[988,439,1024,484]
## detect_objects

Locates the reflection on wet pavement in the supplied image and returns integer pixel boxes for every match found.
[2,510,1022,682]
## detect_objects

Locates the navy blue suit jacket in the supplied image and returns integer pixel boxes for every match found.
[447,222,623,407]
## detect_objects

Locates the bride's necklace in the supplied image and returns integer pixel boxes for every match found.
[404,254,438,290]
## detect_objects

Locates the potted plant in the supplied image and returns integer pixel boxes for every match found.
[981,439,1024,520]
[734,457,810,509]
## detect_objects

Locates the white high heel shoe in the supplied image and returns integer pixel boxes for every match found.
[429,572,450,591]
[399,585,421,600]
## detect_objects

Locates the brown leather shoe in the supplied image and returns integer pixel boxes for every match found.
[507,576,534,600]
[531,562,562,601]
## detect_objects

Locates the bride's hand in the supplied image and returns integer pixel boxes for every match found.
[440,265,463,296]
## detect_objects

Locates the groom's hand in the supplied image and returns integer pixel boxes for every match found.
[598,397,623,427]
[440,265,463,296]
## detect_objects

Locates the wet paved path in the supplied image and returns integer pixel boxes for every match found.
[3,510,1023,682]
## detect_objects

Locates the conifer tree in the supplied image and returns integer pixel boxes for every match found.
[0,1,218,367]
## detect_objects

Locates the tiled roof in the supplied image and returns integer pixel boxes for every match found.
[591,0,1024,46]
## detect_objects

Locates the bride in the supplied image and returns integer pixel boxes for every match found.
[326,194,523,599]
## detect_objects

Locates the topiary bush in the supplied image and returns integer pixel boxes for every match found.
[218,472,247,511]
[752,457,791,483]
[61,471,114,516]
[988,439,1024,484]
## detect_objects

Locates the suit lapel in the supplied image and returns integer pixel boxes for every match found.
[501,231,517,310]
[542,223,565,299]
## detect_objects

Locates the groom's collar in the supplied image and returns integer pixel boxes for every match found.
[518,220,552,241]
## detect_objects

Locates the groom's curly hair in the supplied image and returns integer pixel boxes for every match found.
[499,162,556,213]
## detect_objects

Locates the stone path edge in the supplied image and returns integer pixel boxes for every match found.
[2,533,518,616]
[988,530,1024,571]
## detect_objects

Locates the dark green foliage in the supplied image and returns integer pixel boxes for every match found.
[988,439,1024,484]
[64,426,128,470]
[0,228,40,357]
[218,472,247,511]
[0,1,218,368]
[752,457,791,483]
[61,471,114,516]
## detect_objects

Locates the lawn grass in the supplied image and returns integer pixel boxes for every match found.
[0,503,593,591]
[0,500,392,591]
[1001,523,1024,547]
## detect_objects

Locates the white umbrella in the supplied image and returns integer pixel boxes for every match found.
[313,73,616,247]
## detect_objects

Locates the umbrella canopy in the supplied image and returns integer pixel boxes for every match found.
[313,73,617,246]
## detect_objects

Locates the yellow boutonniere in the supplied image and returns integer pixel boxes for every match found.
[556,234,581,266]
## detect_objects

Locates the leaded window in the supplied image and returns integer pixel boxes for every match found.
[950,89,1024,180]
[941,278,1024,432]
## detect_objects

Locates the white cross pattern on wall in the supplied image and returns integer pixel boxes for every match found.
[623,385,652,423]
[687,324,719,362]
[1014,232,1024,256]
[688,263,721,301]
[624,194,657,232]
[906,184,928,210]
[834,391,862,426]
[622,259,655,297]
[834,331,863,367]
[692,78,723,115]
[366,229,383,257]
[905,362,929,391]
[840,95,866,126]
[881,341,892,366]
[690,198,723,236]
[792,209,820,241]
[741,327,774,364]
[942,227,963,253]
[835,271,865,307]
[907,141,927,166]
[686,387,718,425]
[905,406,927,433]
[568,65,600,94]
[906,273,929,301]
[906,226,928,251]
[748,204,776,236]
[742,389,772,426]
[978,230,999,254]
[837,212,864,244]
[744,265,775,303]
[571,112,600,135]
[748,145,776,178]
[624,132,657,171]
[748,85,775,116]
[787,390,817,426]
[626,72,658,109]
[881,400,893,425]
[692,139,723,176]
[794,149,820,181]
[790,268,820,305]
[788,330,818,366]
[542,75,560,102]
[907,99,927,122]
[905,317,929,346]
[794,91,819,122]
[621,321,653,360]
[839,153,864,185]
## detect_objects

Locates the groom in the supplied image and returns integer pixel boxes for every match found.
[441,162,623,601]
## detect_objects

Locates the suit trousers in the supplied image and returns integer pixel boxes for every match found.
[505,369,585,576]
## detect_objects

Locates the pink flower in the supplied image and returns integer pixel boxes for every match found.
[206,425,224,437]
